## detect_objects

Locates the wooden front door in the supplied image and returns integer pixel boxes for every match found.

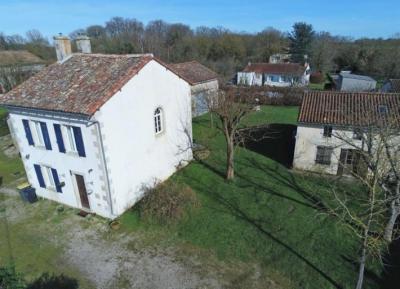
[75,174,90,210]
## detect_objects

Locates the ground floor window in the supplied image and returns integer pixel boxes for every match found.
[315,146,333,165]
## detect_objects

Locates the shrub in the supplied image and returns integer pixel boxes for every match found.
[310,72,325,84]
[0,266,25,289]
[137,181,200,225]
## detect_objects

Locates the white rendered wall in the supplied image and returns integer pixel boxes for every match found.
[93,60,193,216]
[293,125,362,175]
[7,111,113,218]
[237,72,262,86]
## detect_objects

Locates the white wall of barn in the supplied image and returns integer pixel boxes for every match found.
[93,60,193,216]
[7,111,113,218]
[293,125,362,175]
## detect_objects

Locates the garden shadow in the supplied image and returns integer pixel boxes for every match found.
[240,124,297,168]
[27,273,79,289]
[381,237,400,289]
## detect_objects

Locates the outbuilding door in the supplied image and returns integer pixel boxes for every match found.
[74,173,90,210]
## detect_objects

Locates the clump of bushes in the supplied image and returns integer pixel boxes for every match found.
[310,72,325,84]
[137,181,200,225]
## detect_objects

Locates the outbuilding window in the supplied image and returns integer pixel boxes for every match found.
[315,146,333,165]
[154,107,163,134]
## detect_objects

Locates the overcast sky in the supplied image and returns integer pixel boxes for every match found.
[1,0,399,39]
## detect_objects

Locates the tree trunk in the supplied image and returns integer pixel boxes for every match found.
[356,234,368,289]
[384,200,400,242]
[226,134,235,180]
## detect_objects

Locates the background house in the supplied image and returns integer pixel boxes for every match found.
[293,91,400,175]
[381,79,400,93]
[333,72,377,92]
[0,36,193,219]
[0,50,46,93]
[269,53,291,64]
[169,61,218,117]
[237,62,310,87]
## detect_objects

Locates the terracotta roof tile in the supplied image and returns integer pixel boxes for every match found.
[169,61,218,85]
[0,53,154,115]
[298,91,400,127]
[242,63,306,76]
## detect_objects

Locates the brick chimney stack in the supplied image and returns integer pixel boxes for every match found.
[53,34,72,62]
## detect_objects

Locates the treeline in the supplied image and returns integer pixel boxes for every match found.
[1,17,400,79]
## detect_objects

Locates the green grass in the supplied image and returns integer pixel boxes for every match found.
[308,82,326,91]
[0,136,24,186]
[121,105,376,289]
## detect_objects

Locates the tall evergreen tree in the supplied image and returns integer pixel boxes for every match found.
[289,22,315,63]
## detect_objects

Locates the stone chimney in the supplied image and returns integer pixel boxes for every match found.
[76,35,91,54]
[53,34,72,62]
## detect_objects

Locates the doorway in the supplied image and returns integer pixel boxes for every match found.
[73,173,90,210]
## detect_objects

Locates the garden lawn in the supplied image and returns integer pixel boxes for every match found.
[122,105,377,289]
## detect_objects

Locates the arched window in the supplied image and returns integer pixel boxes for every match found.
[154,107,163,134]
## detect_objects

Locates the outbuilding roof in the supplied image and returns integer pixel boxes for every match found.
[241,63,306,76]
[298,91,400,127]
[340,72,376,82]
[0,53,172,116]
[169,61,218,85]
[0,50,45,66]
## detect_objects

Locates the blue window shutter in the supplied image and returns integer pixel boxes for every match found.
[51,168,62,193]
[22,119,34,146]
[40,122,52,150]
[34,164,45,188]
[73,126,86,157]
[53,124,66,153]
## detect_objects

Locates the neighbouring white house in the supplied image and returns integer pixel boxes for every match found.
[237,62,310,87]
[293,91,400,175]
[169,61,219,117]
[0,35,193,219]
[268,53,291,64]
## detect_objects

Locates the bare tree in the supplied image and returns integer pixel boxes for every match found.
[207,86,257,180]
[327,114,400,289]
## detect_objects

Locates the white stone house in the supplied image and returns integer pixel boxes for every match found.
[0,36,193,219]
[237,62,310,87]
[169,61,218,117]
[293,91,400,175]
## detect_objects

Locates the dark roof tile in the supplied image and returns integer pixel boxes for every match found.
[0,53,155,115]
[242,63,306,76]
[169,61,218,85]
[298,91,400,127]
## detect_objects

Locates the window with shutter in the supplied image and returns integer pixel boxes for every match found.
[40,122,52,150]
[54,124,66,153]
[22,119,34,146]
[73,126,86,157]
[34,164,45,188]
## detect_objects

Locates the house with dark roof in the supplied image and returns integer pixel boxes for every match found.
[237,62,310,87]
[381,79,400,93]
[0,35,193,219]
[169,61,218,117]
[293,91,400,175]
[334,72,377,92]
